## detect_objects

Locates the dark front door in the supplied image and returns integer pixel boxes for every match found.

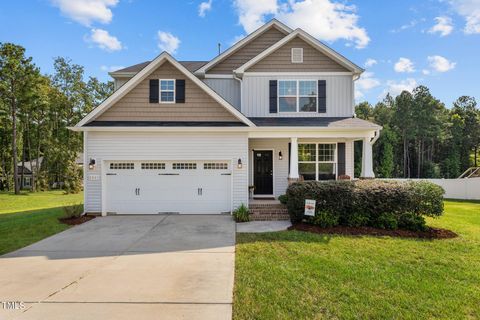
[253,150,273,195]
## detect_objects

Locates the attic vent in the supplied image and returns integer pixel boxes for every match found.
[291,48,303,63]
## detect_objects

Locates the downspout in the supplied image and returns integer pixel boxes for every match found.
[233,72,243,113]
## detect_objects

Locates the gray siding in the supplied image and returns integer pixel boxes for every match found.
[203,78,241,110]
[247,36,349,72]
[242,75,354,117]
[208,26,287,74]
[85,131,249,213]
[96,61,239,122]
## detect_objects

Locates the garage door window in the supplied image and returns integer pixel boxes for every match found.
[110,163,134,170]
[173,163,197,170]
[141,163,166,170]
[204,163,228,170]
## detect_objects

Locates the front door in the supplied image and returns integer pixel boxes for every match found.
[253,150,273,195]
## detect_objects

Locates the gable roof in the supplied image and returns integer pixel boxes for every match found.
[234,29,364,75]
[75,53,255,128]
[194,19,292,76]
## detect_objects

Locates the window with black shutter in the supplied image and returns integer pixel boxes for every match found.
[318,80,326,113]
[269,80,278,113]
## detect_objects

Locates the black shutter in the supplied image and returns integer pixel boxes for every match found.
[269,80,278,113]
[288,142,291,174]
[175,79,185,103]
[337,142,346,177]
[149,79,159,103]
[318,80,326,113]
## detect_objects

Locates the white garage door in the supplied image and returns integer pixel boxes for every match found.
[106,161,232,214]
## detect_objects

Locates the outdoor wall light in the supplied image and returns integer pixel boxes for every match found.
[237,158,243,169]
[88,158,96,170]
[279,151,283,160]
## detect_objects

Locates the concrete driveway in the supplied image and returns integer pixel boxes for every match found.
[0,215,235,320]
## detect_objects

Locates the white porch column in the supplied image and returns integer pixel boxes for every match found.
[289,137,299,180]
[361,137,375,178]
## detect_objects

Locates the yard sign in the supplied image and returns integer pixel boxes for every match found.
[304,199,316,216]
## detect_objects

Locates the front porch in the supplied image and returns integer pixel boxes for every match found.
[248,134,377,199]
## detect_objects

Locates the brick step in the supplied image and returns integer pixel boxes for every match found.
[249,208,289,215]
[249,204,287,210]
[250,213,290,221]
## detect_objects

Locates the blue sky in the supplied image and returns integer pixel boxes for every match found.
[1,0,479,106]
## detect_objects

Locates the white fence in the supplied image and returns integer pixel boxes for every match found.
[383,178,480,200]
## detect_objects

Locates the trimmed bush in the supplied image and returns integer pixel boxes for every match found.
[233,204,250,222]
[285,180,444,231]
[278,194,288,205]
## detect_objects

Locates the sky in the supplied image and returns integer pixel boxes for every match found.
[0,0,479,107]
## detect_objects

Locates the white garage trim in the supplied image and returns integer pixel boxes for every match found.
[101,159,234,216]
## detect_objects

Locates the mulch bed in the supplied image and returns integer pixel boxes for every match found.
[59,215,95,226]
[288,222,458,239]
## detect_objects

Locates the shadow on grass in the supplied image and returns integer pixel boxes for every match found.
[237,230,334,245]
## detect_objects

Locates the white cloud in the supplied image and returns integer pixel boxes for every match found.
[355,71,380,100]
[422,69,431,75]
[229,34,246,46]
[51,0,118,26]
[233,0,278,33]
[100,65,124,72]
[394,57,415,73]
[448,0,480,34]
[364,58,377,68]
[233,0,370,49]
[382,78,418,97]
[199,0,213,17]
[88,29,122,51]
[428,16,454,36]
[157,31,181,54]
[427,55,456,72]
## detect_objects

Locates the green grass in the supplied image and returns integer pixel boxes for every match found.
[234,200,480,320]
[0,191,83,255]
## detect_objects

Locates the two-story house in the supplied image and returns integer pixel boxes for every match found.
[72,20,381,215]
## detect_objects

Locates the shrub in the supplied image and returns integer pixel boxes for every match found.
[233,204,250,222]
[398,212,427,231]
[308,210,339,228]
[278,194,288,204]
[285,180,444,231]
[63,203,84,219]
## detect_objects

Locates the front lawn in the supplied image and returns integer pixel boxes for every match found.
[0,191,83,255]
[234,200,480,319]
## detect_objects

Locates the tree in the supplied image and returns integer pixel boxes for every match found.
[0,43,38,194]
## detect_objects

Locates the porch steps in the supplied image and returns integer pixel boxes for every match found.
[249,203,290,221]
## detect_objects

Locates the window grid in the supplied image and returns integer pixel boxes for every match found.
[298,143,336,181]
[278,80,318,113]
[141,163,166,170]
[173,163,197,170]
[204,163,228,170]
[159,79,175,103]
[110,163,134,170]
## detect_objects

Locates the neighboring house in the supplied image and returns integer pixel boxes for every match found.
[72,20,381,215]
[17,154,84,189]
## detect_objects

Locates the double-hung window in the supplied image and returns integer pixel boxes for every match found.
[160,79,175,103]
[298,143,337,180]
[278,80,317,112]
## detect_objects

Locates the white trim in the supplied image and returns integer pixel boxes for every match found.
[277,79,318,113]
[204,74,235,79]
[109,72,136,78]
[251,149,275,197]
[83,131,88,214]
[243,72,353,76]
[75,52,255,128]
[159,79,175,104]
[234,29,364,75]
[195,19,292,76]
[291,48,303,63]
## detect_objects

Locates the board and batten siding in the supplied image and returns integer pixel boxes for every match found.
[242,75,354,117]
[202,78,241,110]
[95,61,239,122]
[84,131,249,213]
[248,138,355,197]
